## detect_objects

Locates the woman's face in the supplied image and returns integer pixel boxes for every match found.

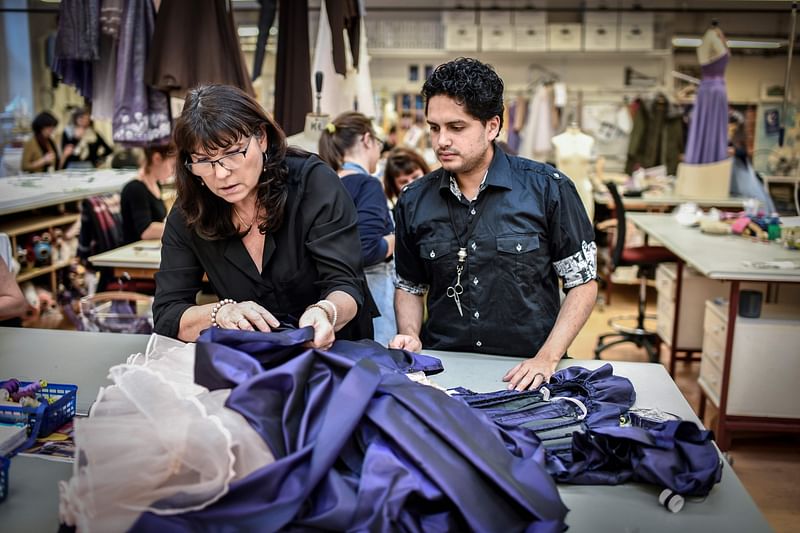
[41,126,55,139]
[189,132,268,206]
[394,167,424,192]
[76,113,90,128]
[152,153,177,184]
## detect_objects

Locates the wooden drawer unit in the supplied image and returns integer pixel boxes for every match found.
[700,299,800,419]
[655,263,730,349]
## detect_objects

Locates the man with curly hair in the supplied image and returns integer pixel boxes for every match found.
[390,57,598,391]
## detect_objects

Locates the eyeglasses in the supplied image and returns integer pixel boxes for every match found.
[185,136,255,177]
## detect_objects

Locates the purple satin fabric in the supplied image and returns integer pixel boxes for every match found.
[132,327,568,532]
[455,364,722,498]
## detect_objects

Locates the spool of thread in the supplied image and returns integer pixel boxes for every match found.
[1,378,20,394]
[19,396,41,408]
[659,489,685,513]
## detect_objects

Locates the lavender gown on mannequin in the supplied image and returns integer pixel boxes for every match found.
[685,53,730,164]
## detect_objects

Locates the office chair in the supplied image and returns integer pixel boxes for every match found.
[594,182,677,363]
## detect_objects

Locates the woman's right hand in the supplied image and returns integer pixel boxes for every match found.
[215,300,280,332]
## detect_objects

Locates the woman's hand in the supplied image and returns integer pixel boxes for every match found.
[215,300,280,332]
[299,305,335,350]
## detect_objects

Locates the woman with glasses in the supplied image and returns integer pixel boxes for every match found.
[153,84,375,348]
[318,112,396,346]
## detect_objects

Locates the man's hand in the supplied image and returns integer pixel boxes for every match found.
[502,355,560,391]
[389,333,422,352]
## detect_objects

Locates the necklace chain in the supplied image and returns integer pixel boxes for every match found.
[233,206,257,232]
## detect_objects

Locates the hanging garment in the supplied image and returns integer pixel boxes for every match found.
[251,0,277,80]
[506,98,523,154]
[625,95,684,176]
[52,0,100,99]
[113,0,171,145]
[519,84,555,161]
[310,0,376,122]
[326,0,361,76]
[131,327,568,532]
[684,54,730,164]
[91,33,118,120]
[145,0,254,97]
[273,0,312,136]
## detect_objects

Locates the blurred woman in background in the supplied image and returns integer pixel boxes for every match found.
[382,147,429,209]
[61,107,112,169]
[120,142,177,244]
[319,111,395,345]
[22,111,60,173]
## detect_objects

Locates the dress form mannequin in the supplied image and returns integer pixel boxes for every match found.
[696,24,728,66]
[287,71,330,152]
[552,123,595,220]
[286,113,331,152]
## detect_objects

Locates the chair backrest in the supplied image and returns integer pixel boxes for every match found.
[77,193,124,261]
[605,181,627,269]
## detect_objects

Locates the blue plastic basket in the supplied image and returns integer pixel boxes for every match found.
[0,382,77,452]
[0,455,9,503]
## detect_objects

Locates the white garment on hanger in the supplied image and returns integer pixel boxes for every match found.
[552,127,596,220]
[519,85,553,161]
[311,1,376,118]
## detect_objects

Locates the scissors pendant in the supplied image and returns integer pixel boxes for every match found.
[447,263,464,317]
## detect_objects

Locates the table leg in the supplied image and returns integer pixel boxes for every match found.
[698,389,707,423]
[716,280,740,451]
[668,261,684,376]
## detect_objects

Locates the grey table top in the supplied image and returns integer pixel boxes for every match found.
[628,212,800,282]
[0,329,772,532]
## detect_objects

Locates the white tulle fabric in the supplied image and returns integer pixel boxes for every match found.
[58,334,275,533]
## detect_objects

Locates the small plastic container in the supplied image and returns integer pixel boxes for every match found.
[0,382,77,449]
[0,382,77,504]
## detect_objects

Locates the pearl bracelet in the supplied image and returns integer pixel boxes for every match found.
[211,298,237,328]
[306,299,337,328]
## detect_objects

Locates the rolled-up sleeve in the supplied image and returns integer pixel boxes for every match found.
[153,209,204,338]
[548,176,597,290]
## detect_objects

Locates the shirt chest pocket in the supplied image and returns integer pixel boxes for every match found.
[496,234,546,282]
[419,239,457,282]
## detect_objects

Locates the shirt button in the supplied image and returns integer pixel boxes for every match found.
[473,277,479,285]
[471,241,477,250]
[474,311,480,319]
[476,340,482,347]
[470,208,476,215]
[516,243,522,252]
[553,172,560,178]
[430,250,436,258]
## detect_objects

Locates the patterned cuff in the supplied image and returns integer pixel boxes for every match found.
[395,275,429,296]
[554,241,598,289]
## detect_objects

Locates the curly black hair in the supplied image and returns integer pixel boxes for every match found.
[421,57,504,133]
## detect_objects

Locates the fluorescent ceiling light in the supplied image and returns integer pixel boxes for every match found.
[727,39,783,49]
[238,26,260,38]
[672,36,785,49]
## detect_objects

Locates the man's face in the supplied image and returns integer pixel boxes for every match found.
[426,95,499,176]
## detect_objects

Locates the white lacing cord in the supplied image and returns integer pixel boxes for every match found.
[539,386,588,420]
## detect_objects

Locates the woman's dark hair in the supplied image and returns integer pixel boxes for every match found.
[318,111,375,171]
[383,147,430,201]
[421,57,504,133]
[70,107,90,126]
[172,84,291,240]
[31,111,58,135]
[142,142,177,173]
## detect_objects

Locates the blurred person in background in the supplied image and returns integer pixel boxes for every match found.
[22,111,61,173]
[61,107,112,169]
[319,111,396,345]
[383,147,430,210]
[120,142,177,244]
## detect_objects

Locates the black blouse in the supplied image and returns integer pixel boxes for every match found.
[153,154,376,341]
[120,180,166,244]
